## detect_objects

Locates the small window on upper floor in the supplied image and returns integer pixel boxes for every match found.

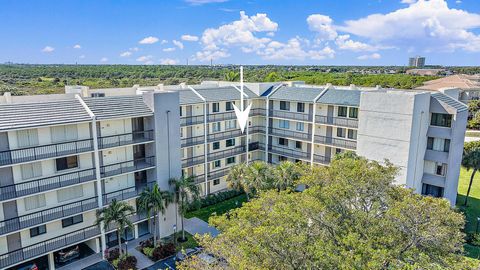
[279,120,290,129]
[337,106,348,117]
[91,93,105,98]
[56,155,78,171]
[213,142,220,150]
[30,225,47,238]
[179,106,183,117]
[225,120,236,130]
[335,148,343,155]
[212,122,221,132]
[51,124,78,143]
[226,102,235,111]
[278,137,288,146]
[226,156,236,165]
[212,103,220,113]
[24,194,46,211]
[296,122,304,131]
[213,179,220,186]
[349,107,358,119]
[427,137,450,152]
[17,129,39,148]
[297,103,305,113]
[226,138,236,147]
[280,101,290,111]
[422,184,444,198]
[347,129,357,140]
[431,113,452,128]
[295,141,302,149]
[337,128,346,138]
[278,156,288,162]
[62,214,83,228]
[213,160,221,168]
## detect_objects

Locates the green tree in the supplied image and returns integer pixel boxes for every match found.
[245,161,273,194]
[170,175,201,241]
[224,71,239,82]
[462,141,480,206]
[180,154,469,269]
[272,161,304,191]
[226,163,250,200]
[136,183,173,246]
[264,71,281,82]
[95,199,135,255]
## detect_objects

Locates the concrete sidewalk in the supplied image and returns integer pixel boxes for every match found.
[183,217,219,237]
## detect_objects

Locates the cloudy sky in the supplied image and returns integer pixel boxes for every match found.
[1,0,479,66]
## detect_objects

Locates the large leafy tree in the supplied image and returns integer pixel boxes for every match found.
[170,175,200,241]
[272,161,305,191]
[244,161,273,194]
[180,153,469,269]
[136,183,172,246]
[224,71,239,82]
[462,141,480,206]
[96,199,135,255]
[225,163,250,200]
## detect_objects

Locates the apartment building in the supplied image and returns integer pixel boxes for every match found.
[0,80,467,269]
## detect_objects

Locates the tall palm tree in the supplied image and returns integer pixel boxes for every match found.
[245,161,273,194]
[273,161,302,191]
[462,141,480,206]
[96,199,135,255]
[137,183,173,246]
[226,163,251,200]
[169,175,200,241]
[224,71,239,82]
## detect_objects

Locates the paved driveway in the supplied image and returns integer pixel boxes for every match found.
[183,217,219,237]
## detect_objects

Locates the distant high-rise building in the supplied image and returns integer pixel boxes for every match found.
[409,56,426,67]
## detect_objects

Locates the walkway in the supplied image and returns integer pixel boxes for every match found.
[126,234,155,269]
[183,217,219,237]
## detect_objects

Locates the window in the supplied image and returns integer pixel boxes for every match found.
[279,120,290,129]
[21,162,42,180]
[225,120,236,130]
[279,156,288,161]
[17,129,39,148]
[51,124,78,143]
[226,157,236,164]
[337,106,348,117]
[226,102,234,111]
[427,137,450,152]
[213,142,220,150]
[347,129,357,140]
[212,122,221,132]
[179,106,182,117]
[213,160,221,168]
[62,214,83,228]
[280,101,290,111]
[56,156,78,171]
[295,141,302,149]
[24,194,46,211]
[430,113,452,127]
[213,179,220,186]
[349,107,358,119]
[278,138,288,146]
[296,122,304,131]
[422,184,444,198]
[226,139,236,147]
[30,225,46,237]
[336,128,346,138]
[335,148,343,154]
[57,185,84,202]
[436,163,447,176]
[91,93,105,98]
[212,103,220,113]
[297,103,305,113]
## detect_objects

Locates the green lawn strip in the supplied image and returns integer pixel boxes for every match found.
[465,131,480,138]
[174,232,199,252]
[185,194,247,222]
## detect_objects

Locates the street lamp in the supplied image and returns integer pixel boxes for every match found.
[125,241,128,256]
[173,224,177,246]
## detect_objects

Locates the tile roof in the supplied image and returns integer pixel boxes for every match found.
[83,95,153,120]
[431,92,468,113]
[195,86,258,102]
[417,75,480,91]
[316,89,361,107]
[269,86,324,102]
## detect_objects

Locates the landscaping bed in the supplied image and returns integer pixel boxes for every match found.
[186,193,247,222]
[105,248,138,270]
[137,238,177,262]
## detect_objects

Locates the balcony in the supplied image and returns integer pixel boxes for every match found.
[102,182,155,205]
[314,135,357,150]
[268,145,310,161]
[98,130,154,149]
[181,135,204,148]
[0,225,100,269]
[268,127,312,141]
[251,108,267,117]
[182,155,205,168]
[100,156,155,178]
[0,168,96,202]
[0,139,94,167]
[207,111,236,123]
[424,149,449,164]
[269,110,312,122]
[208,129,243,143]
[208,145,246,162]
[0,197,98,236]
[315,115,358,129]
[180,115,204,127]
[313,154,331,165]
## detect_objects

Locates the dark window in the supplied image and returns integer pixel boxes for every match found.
[444,139,450,152]
[337,128,346,138]
[226,102,234,111]
[347,129,357,140]
[335,148,343,154]
[226,139,235,147]
[226,157,236,164]
[91,93,105,98]
[30,225,46,237]
[431,113,452,127]
[213,179,220,185]
[213,142,220,150]
[436,163,447,176]
[212,103,220,113]
[280,101,290,111]
[279,156,288,161]
[427,137,434,150]
[422,184,444,198]
[56,156,78,171]
[278,138,288,146]
[349,108,358,119]
[295,141,302,149]
[297,103,305,113]
[338,106,348,117]
[213,160,221,168]
[179,106,182,117]
[62,214,83,228]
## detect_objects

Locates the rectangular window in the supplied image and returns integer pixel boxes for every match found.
[21,162,43,180]
[213,142,220,150]
[51,125,78,143]
[225,120,236,130]
[226,138,236,147]
[226,157,236,164]
[212,122,221,132]
[430,113,452,127]
[213,160,221,168]
[56,156,78,171]
[62,214,83,228]
[57,185,84,203]
[436,163,447,176]
[427,137,450,152]
[337,106,348,117]
[295,141,302,149]
[279,156,288,161]
[422,184,444,198]
[337,128,346,138]
[226,102,234,111]
[349,107,358,119]
[17,129,39,148]
[30,225,47,237]
[280,101,290,111]
[212,102,220,113]
[296,122,304,131]
[347,129,357,140]
[213,179,220,185]
[179,106,182,117]
[278,138,288,146]
[279,120,290,129]
[297,103,305,113]
[91,93,105,98]
[24,194,46,211]
[335,148,343,154]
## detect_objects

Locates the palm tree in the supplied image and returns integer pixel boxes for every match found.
[245,161,273,194]
[224,71,239,82]
[226,163,251,200]
[462,141,480,206]
[96,199,135,255]
[273,161,302,191]
[137,183,173,246]
[169,175,200,241]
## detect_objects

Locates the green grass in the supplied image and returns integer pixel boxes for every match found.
[465,131,480,138]
[185,194,248,222]
[174,232,198,252]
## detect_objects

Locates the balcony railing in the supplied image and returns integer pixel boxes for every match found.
[0,197,98,236]
[98,130,154,149]
[106,211,149,232]
[180,109,266,127]
[269,110,312,122]
[315,115,358,129]
[100,156,155,178]
[313,154,331,165]
[180,115,204,127]
[181,135,204,148]
[268,127,312,141]
[268,145,310,161]
[207,111,236,123]
[0,139,94,166]
[102,182,155,205]
[208,145,246,162]
[0,225,100,269]
[251,108,267,117]
[0,168,96,202]
[250,126,266,134]
[314,135,357,150]
[182,155,205,168]
[208,129,243,142]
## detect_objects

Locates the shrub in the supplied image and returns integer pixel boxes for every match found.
[117,255,137,270]
[106,248,120,262]
[187,189,243,212]
[143,247,154,258]
[150,243,177,261]
[139,238,153,249]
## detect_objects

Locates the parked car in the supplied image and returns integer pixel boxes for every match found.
[17,263,38,270]
[175,247,202,261]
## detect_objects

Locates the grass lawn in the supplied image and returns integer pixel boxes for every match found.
[173,232,198,252]
[185,194,247,222]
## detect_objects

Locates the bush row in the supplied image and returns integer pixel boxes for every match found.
[186,189,243,212]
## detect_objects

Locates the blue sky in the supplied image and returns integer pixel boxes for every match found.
[0,0,479,66]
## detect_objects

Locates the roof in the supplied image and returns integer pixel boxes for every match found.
[83,95,153,120]
[269,86,324,102]
[431,92,468,113]
[178,89,204,104]
[196,86,258,102]
[0,99,92,131]
[417,75,480,91]
[316,89,361,107]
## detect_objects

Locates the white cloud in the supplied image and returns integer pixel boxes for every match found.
[120,51,132,57]
[181,35,199,41]
[139,36,159,44]
[136,55,153,63]
[195,49,230,62]
[173,40,184,49]
[42,46,55,53]
[335,35,379,52]
[185,0,228,5]
[259,38,335,60]
[160,58,179,65]
[357,53,381,60]
[307,14,338,41]
[401,0,417,4]
[129,47,139,51]
[161,40,168,44]
[456,0,462,3]
[163,47,176,52]
[100,57,108,62]
[73,44,81,49]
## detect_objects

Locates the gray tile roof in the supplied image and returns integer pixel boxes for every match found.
[196,86,258,102]
[431,92,468,113]
[179,89,204,104]
[83,96,153,120]
[0,99,92,131]
[269,86,324,102]
[316,89,361,107]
